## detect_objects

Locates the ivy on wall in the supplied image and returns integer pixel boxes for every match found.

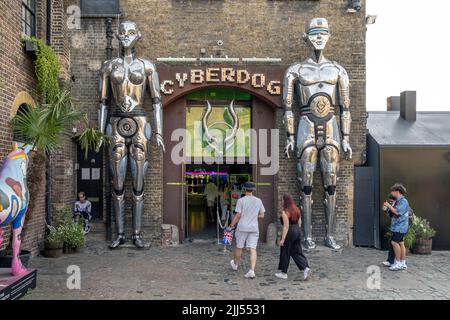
[22,36,61,103]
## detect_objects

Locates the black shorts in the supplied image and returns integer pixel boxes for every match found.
[391,232,405,243]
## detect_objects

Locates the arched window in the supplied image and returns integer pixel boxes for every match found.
[12,103,32,145]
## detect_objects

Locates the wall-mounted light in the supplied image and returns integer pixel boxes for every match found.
[347,0,362,13]
[365,15,377,25]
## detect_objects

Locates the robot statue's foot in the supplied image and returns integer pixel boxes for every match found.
[303,239,316,250]
[109,234,125,249]
[324,237,341,250]
[132,233,145,249]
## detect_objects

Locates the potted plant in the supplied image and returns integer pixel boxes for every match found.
[410,215,436,254]
[43,225,64,258]
[403,227,416,253]
[61,222,85,254]
[51,206,85,254]
[385,227,415,254]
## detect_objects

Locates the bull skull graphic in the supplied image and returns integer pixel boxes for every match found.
[202,100,239,156]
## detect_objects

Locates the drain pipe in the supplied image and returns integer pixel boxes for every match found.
[104,17,114,241]
[45,0,53,224]
[45,155,53,224]
[46,0,51,45]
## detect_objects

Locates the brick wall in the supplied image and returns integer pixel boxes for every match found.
[0,0,44,255]
[67,5,164,242]
[66,0,367,246]
[0,0,72,255]
[49,0,76,220]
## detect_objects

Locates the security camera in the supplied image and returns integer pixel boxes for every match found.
[365,15,377,25]
[217,40,224,46]
[347,0,362,13]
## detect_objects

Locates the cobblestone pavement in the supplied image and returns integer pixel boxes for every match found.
[24,239,450,300]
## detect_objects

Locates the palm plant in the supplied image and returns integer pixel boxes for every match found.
[78,127,108,159]
[11,90,85,153]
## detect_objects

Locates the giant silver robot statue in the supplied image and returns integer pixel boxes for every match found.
[98,21,165,249]
[283,18,352,250]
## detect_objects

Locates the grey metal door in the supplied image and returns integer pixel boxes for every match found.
[353,167,377,247]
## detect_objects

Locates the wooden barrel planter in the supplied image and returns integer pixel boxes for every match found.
[412,238,433,254]
[44,241,63,258]
[63,244,80,254]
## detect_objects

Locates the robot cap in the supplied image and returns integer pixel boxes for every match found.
[306,18,329,35]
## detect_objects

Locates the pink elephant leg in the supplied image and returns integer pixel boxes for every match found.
[11,226,27,276]
[0,227,3,248]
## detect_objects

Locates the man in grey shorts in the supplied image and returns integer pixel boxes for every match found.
[229,182,265,279]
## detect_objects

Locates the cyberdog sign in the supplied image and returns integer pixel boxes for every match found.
[158,65,284,106]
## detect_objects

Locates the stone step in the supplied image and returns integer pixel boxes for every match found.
[85,221,107,240]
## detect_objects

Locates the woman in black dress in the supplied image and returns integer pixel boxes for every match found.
[275,194,311,280]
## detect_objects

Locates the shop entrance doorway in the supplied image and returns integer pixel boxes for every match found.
[76,144,103,220]
[163,86,276,244]
[185,163,252,241]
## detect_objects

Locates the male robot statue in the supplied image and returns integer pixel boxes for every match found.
[283,18,352,250]
[98,21,165,249]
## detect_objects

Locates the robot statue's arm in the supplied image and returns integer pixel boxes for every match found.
[97,61,111,151]
[282,65,299,158]
[337,65,352,159]
[146,61,165,152]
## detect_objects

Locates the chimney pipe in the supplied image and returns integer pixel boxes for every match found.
[387,96,400,111]
[400,91,416,122]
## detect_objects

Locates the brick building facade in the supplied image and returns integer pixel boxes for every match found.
[68,0,367,247]
[1,0,367,255]
[0,0,72,255]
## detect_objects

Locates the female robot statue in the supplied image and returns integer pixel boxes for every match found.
[98,21,165,249]
[283,18,352,250]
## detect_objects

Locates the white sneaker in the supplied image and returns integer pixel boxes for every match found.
[389,262,403,271]
[275,272,288,279]
[303,267,311,280]
[244,269,255,279]
[401,262,407,270]
[230,260,238,271]
[382,261,391,267]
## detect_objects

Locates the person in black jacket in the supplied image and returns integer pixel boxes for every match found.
[275,194,311,280]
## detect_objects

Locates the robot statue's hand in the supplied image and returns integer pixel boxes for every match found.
[156,134,166,152]
[285,136,295,158]
[342,139,353,160]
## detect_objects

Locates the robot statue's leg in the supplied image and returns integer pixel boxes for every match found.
[319,145,341,250]
[108,123,128,249]
[297,145,318,250]
[129,117,151,249]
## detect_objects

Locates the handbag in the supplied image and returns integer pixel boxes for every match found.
[223,227,235,245]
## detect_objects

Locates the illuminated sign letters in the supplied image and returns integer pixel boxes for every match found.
[161,67,281,96]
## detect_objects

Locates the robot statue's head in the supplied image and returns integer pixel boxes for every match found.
[117,21,141,49]
[303,18,330,51]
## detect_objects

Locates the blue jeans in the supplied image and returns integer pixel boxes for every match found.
[387,240,395,264]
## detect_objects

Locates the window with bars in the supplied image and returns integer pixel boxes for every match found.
[22,0,36,37]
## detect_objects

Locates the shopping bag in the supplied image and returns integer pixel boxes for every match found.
[223,227,235,245]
